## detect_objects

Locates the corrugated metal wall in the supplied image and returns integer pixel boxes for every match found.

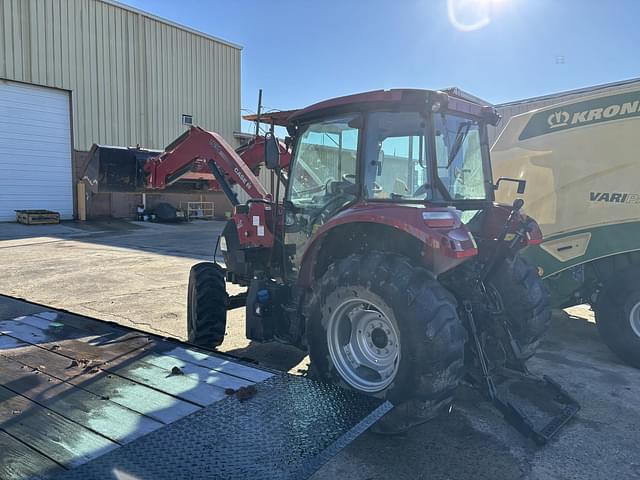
[0,0,241,151]
[490,79,640,144]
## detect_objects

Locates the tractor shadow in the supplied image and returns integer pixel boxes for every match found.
[223,340,309,374]
[320,399,528,480]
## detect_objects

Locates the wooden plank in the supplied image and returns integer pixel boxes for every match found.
[0,430,64,480]
[0,323,228,407]
[159,345,273,383]
[140,352,252,391]
[10,314,271,396]
[33,312,274,383]
[21,315,255,392]
[35,310,148,335]
[4,315,151,363]
[0,355,162,444]
[107,359,228,407]
[0,385,117,469]
[28,315,262,390]
[0,335,199,424]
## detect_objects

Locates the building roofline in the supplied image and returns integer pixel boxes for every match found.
[99,0,242,50]
[495,77,640,108]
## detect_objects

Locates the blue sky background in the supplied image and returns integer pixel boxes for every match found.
[121,0,639,132]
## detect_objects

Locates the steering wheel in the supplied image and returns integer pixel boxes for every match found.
[342,173,382,194]
[342,173,356,183]
[308,194,353,228]
[293,181,327,197]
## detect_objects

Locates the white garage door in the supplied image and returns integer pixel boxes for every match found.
[0,81,73,221]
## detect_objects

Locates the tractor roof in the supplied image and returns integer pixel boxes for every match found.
[243,88,497,127]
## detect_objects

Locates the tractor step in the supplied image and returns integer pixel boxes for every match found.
[462,301,579,444]
[491,369,580,445]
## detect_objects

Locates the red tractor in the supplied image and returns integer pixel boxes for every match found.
[93,89,579,442]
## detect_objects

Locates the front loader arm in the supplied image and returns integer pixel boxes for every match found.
[143,126,271,204]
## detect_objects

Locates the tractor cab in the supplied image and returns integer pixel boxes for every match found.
[284,89,497,216]
[287,93,493,211]
[273,89,521,281]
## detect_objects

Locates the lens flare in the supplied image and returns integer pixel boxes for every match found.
[447,0,504,31]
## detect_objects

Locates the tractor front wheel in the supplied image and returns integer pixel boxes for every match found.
[307,253,466,423]
[187,262,228,348]
[594,266,640,368]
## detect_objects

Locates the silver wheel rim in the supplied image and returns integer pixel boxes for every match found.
[326,298,400,393]
[630,302,640,338]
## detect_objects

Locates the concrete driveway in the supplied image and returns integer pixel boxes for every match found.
[0,220,305,370]
[1,220,639,479]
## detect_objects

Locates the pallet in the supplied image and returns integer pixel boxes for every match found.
[15,210,60,225]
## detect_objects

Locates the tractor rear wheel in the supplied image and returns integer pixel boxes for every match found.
[187,262,228,348]
[307,253,466,417]
[594,266,640,368]
[489,254,552,361]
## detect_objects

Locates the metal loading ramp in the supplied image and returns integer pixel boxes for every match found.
[0,311,390,480]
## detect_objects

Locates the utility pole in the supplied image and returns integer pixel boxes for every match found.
[255,89,263,138]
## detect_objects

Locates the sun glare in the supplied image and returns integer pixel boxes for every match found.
[447,0,506,31]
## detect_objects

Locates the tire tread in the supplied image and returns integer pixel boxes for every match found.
[187,262,228,348]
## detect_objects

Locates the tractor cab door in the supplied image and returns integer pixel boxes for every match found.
[283,115,361,276]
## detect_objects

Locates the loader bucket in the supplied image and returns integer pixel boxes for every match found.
[82,144,162,193]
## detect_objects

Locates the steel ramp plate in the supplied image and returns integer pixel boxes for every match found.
[54,374,392,480]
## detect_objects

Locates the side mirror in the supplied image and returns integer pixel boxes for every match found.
[264,132,280,170]
[494,177,526,194]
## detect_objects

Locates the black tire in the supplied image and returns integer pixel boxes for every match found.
[489,254,552,361]
[187,262,228,348]
[594,266,640,368]
[307,252,466,409]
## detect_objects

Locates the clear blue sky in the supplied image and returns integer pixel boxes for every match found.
[122,0,639,131]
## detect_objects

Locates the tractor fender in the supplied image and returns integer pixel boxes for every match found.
[296,203,477,288]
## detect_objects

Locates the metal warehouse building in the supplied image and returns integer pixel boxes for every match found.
[0,0,241,221]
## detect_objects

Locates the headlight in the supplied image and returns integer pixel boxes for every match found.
[219,236,227,252]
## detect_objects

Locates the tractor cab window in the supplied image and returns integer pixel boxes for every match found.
[434,114,488,200]
[285,116,360,274]
[288,116,359,213]
[364,111,432,200]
